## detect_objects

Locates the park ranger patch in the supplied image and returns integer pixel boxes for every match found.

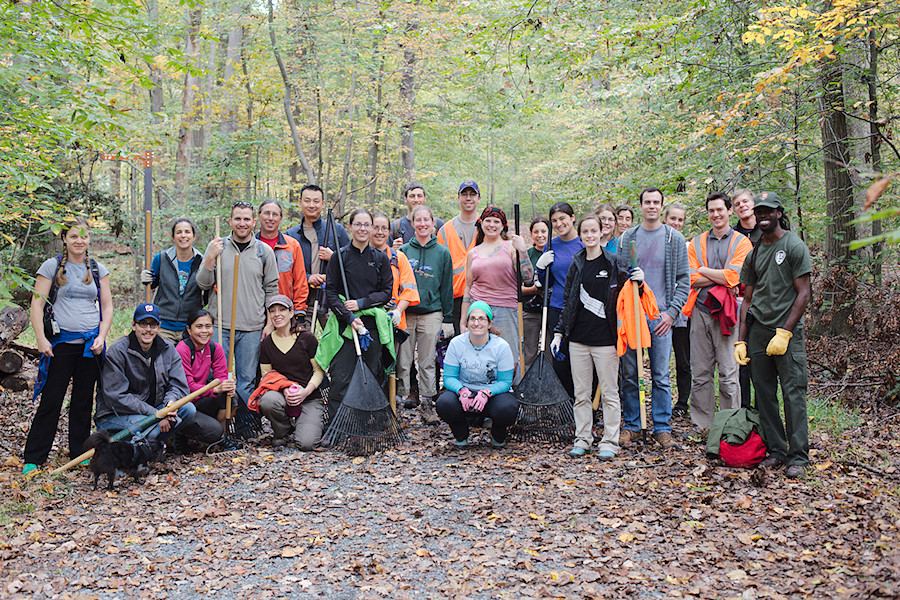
[775,250,786,265]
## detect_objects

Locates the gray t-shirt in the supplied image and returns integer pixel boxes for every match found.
[451,216,477,250]
[635,225,667,313]
[37,257,108,333]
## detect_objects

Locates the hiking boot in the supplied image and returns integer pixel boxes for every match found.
[596,450,615,461]
[420,397,440,426]
[760,456,785,469]
[618,430,642,447]
[785,464,806,479]
[653,432,677,449]
[402,395,420,409]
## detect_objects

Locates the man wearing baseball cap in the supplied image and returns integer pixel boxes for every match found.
[436,180,481,335]
[94,304,218,447]
[733,192,812,479]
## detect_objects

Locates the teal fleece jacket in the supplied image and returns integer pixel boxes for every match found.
[400,235,454,323]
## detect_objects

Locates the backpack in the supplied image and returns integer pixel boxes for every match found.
[183,337,220,386]
[42,254,102,337]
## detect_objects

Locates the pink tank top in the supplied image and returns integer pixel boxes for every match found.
[469,240,518,308]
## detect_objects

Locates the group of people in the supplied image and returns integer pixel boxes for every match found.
[21,180,811,480]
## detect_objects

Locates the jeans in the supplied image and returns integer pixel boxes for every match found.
[621,316,673,434]
[220,329,262,406]
[95,401,197,444]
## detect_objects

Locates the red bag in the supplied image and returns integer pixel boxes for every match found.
[719,431,766,468]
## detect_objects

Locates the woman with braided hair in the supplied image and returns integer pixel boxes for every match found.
[460,205,533,380]
[24,217,113,475]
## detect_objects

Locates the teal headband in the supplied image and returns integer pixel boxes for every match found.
[467,300,493,321]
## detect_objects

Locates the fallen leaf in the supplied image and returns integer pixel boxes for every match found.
[618,533,634,543]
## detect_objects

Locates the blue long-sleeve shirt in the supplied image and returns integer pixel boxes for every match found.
[537,236,584,311]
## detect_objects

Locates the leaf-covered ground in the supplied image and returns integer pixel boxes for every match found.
[1,391,898,600]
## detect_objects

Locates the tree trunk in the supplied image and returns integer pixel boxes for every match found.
[399,22,418,181]
[366,53,385,205]
[174,8,203,206]
[819,53,857,336]
[268,0,315,184]
[0,306,29,350]
[2,363,37,393]
[220,24,244,136]
[867,32,883,284]
[0,350,23,375]
[146,0,164,124]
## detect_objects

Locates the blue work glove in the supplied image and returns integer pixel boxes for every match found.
[358,330,373,351]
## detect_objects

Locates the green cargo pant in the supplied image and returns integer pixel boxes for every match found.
[747,321,809,466]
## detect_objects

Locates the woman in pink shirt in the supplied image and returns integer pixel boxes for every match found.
[175,309,236,448]
[461,206,533,380]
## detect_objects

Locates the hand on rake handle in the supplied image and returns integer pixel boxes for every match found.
[629,267,645,282]
[356,326,373,351]
[550,333,565,361]
[472,389,491,412]
[440,323,455,340]
[387,311,402,327]
[458,387,475,411]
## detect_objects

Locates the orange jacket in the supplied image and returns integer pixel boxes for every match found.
[266,233,309,313]
[616,280,660,357]
[682,229,751,317]
[380,247,420,330]
[248,370,295,412]
[436,219,476,298]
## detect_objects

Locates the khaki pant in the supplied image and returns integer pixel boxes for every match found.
[689,308,740,430]
[158,327,183,344]
[522,311,542,372]
[397,311,443,398]
[569,342,620,453]
[258,390,325,450]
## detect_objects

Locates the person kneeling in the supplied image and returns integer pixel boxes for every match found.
[435,301,517,448]
[94,304,217,448]
[249,295,325,450]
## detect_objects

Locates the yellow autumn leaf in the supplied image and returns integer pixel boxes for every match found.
[529,513,545,521]
[618,533,634,543]
[815,460,833,471]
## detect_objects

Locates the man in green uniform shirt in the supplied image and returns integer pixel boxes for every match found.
[733,192,812,479]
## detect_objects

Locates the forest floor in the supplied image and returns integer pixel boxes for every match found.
[0,391,898,600]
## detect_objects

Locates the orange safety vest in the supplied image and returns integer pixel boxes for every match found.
[381,247,420,331]
[682,229,752,317]
[436,219,476,298]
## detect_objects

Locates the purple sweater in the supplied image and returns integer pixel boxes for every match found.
[175,339,228,399]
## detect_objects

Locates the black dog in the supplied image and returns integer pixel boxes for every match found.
[83,431,161,491]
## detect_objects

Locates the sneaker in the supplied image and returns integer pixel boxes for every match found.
[653,432,677,449]
[785,464,806,479]
[568,446,590,459]
[596,450,615,461]
[271,436,289,448]
[490,436,507,449]
[760,456,785,469]
[618,430,642,447]
[420,397,440,426]
[402,395,420,409]
[452,438,469,448]
[22,463,39,476]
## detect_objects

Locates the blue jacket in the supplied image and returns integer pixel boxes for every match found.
[285,216,350,276]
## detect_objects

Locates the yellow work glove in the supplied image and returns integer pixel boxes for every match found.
[733,341,750,366]
[765,328,793,356]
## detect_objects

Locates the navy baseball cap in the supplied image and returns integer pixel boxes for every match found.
[133,303,161,323]
[458,180,480,195]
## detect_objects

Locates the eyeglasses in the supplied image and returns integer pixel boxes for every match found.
[468,316,489,323]
[135,320,160,329]
[372,226,390,233]
[351,222,372,229]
